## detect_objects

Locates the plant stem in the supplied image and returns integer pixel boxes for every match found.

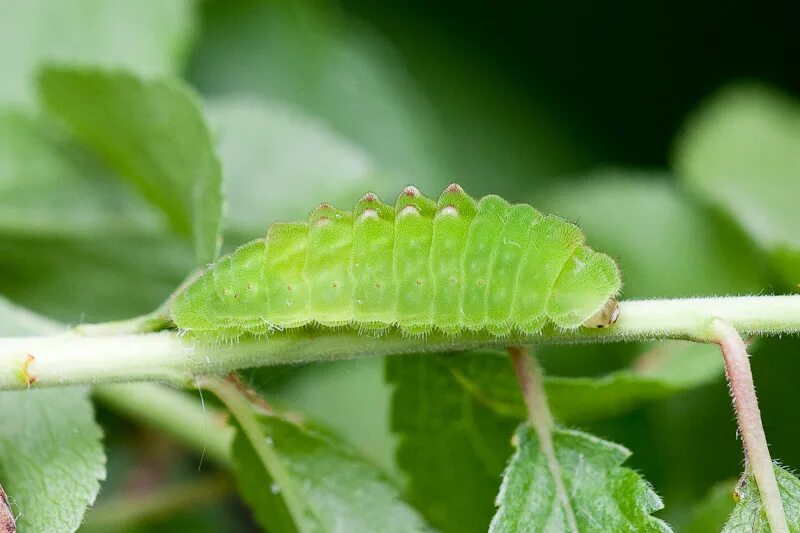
[711,319,788,533]
[509,346,578,533]
[0,296,799,390]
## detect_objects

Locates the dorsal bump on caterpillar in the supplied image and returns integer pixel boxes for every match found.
[170,184,622,338]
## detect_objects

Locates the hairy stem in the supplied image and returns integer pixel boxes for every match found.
[509,346,578,533]
[711,319,788,533]
[0,296,799,390]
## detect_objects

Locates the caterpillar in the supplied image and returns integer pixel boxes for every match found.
[170,185,621,338]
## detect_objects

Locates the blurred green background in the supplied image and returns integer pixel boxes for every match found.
[1,0,798,531]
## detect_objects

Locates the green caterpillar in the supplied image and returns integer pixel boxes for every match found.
[170,185,621,337]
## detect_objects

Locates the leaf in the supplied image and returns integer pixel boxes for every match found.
[0,233,192,323]
[386,353,517,533]
[0,107,194,322]
[189,0,445,184]
[204,96,376,237]
[387,347,718,532]
[243,357,398,479]
[39,67,223,265]
[0,297,105,533]
[0,110,161,238]
[490,424,671,532]
[723,464,800,532]
[231,411,431,533]
[0,0,196,107]
[674,84,800,287]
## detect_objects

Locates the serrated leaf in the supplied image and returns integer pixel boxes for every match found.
[386,354,517,533]
[0,0,196,107]
[723,464,800,532]
[39,67,223,265]
[0,297,105,533]
[204,96,376,237]
[674,84,800,287]
[231,411,431,533]
[491,424,670,532]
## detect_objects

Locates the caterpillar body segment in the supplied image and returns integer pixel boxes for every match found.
[352,193,396,328]
[170,185,622,337]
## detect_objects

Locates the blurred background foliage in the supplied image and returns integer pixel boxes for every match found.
[0,0,798,531]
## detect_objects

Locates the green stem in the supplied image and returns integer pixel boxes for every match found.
[0,296,798,390]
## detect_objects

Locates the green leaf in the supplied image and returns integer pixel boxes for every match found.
[0,297,105,533]
[723,464,800,532]
[189,0,445,184]
[39,67,223,265]
[0,233,192,323]
[0,110,161,238]
[674,84,800,287]
[387,346,721,532]
[0,107,194,321]
[231,412,431,533]
[0,0,196,107]
[0,388,105,533]
[491,424,670,532]
[386,353,517,533]
[204,96,376,237]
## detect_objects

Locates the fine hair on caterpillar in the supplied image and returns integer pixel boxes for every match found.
[170,184,621,338]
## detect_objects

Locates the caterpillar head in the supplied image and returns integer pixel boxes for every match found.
[548,246,622,330]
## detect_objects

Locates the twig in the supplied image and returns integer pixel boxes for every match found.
[508,346,578,533]
[711,319,788,533]
[0,296,799,390]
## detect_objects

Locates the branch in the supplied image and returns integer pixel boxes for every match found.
[711,319,788,533]
[0,296,799,390]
